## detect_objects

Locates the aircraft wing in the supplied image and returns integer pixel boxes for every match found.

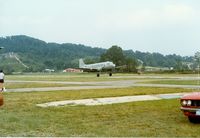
[75,67,98,72]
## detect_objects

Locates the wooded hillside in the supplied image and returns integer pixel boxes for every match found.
[0,35,193,73]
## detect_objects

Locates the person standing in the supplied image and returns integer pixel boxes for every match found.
[0,70,5,92]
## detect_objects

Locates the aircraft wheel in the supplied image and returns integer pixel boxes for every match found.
[109,73,112,76]
[97,73,100,77]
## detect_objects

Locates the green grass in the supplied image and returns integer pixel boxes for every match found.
[6,73,130,82]
[4,87,193,102]
[4,82,90,89]
[0,91,199,137]
[0,73,200,136]
[6,73,200,83]
[142,80,200,85]
[6,73,193,82]
[0,87,197,136]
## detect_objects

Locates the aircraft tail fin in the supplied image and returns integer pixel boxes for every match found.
[79,59,85,68]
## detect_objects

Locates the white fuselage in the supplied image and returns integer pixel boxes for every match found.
[79,59,115,71]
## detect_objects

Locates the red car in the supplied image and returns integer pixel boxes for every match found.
[180,92,200,123]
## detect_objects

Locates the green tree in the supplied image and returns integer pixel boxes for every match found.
[194,51,200,72]
[194,52,200,64]
[44,60,54,68]
[125,57,138,72]
[100,45,125,66]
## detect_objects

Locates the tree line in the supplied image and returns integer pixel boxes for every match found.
[0,35,196,74]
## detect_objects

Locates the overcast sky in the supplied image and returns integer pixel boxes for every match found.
[0,0,200,56]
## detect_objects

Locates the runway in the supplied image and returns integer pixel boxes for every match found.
[5,76,199,107]
[5,79,200,92]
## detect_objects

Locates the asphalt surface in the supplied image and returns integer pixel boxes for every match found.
[4,76,199,107]
[5,79,200,92]
[37,92,188,107]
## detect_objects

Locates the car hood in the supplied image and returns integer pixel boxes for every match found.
[181,92,200,100]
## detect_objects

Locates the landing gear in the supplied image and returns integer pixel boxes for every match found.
[96,72,113,77]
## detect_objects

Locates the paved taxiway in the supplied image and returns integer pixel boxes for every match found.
[37,92,187,107]
[5,79,200,92]
[5,76,199,107]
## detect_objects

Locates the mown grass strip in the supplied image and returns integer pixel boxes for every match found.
[4,82,90,89]
[142,80,200,85]
[3,87,194,103]
[0,97,198,137]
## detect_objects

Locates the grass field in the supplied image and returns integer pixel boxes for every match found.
[142,80,200,85]
[6,73,133,82]
[1,73,200,136]
[0,93,199,137]
[0,86,198,137]
[6,72,199,82]
[4,82,91,89]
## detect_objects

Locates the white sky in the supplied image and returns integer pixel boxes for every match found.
[0,0,200,56]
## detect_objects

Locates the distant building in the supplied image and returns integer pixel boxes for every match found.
[145,66,173,72]
[63,68,83,73]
